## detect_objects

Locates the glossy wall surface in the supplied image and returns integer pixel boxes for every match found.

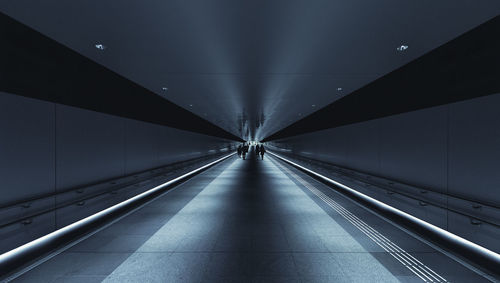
[0,91,236,252]
[269,93,500,251]
[0,91,235,206]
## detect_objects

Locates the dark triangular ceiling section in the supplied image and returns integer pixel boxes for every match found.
[0,12,242,141]
[263,15,500,141]
[1,1,499,141]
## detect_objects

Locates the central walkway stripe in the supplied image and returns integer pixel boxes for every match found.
[102,155,401,282]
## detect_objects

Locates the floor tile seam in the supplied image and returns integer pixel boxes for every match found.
[274,222,297,248]
[290,250,350,278]
[155,251,383,254]
[61,251,143,254]
[49,275,109,282]
[66,251,173,256]
[281,229,329,252]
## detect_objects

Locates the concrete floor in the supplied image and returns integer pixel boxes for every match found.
[14,152,488,282]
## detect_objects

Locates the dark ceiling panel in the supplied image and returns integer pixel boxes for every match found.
[1,1,499,140]
[263,16,500,141]
[0,12,242,141]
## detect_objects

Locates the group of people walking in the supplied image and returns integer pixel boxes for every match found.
[237,144,249,159]
[237,143,266,160]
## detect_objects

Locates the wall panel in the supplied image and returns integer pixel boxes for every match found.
[449,94,500,206]
[378,106,448,192]
[56,104,126,191]
[124,119,160,174]
[0,92,55,205]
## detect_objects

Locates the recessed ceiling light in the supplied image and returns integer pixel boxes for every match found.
[162,87,168,91]
[337,87,343,91]
[396,45,409,51]
[189,104,193,107]
[312,104,316,107]
[95,44,106,50]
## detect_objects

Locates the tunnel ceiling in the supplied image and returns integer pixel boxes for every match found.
[1,1,499,141]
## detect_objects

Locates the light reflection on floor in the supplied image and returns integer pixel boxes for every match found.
[14,154,489,282]
[101,156,396,282]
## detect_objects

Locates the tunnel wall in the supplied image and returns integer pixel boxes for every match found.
[0,91,235,206]
[0,91,236,252]
[268,93,500,251]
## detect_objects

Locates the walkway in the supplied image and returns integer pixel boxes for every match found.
[14,152,487,282]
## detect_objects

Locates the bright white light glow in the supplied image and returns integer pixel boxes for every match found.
[397,45,409,51]
[95,44,106,50]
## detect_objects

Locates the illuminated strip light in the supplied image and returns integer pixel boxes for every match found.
[268,151,500,279]
[271,158,445,282]
[0,153,235,279]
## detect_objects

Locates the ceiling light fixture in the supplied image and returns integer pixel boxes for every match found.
[337,87,343,91]
[189,104,193,107]
[312,104,316,107]
[396,45,409,51]
[162,87,168,91]
[95,44,106,50]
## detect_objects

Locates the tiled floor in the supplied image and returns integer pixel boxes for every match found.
[14,153,489,282]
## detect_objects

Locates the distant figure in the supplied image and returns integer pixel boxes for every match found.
[260,145,266,160]
[242,144,249,160]
[237,145,242,158]
[255,144,260,156]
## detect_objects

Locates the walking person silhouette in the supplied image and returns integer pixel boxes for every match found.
[242,144,249,160]
[259,145,266,160]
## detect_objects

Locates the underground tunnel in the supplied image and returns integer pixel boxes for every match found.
[0,1,499,282]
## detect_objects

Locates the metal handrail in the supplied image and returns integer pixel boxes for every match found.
[0,153,235,280]
[0,153,227,229]
[270,147,500,210]
[269,151,500,279]
[0,153,222,211]
[270,150,500,227]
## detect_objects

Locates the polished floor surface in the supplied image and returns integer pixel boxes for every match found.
[14,152,488,282]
